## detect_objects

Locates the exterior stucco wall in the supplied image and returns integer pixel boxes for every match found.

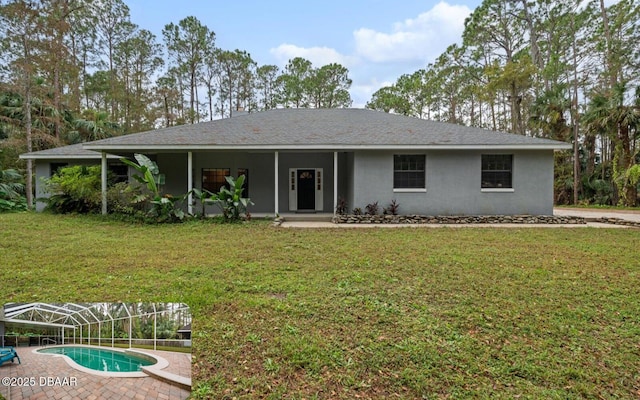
[337,152,350,210]
[156,153,189,196]
[351,150,555,215]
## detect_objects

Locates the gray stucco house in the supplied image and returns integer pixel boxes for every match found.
[21,108,571,216]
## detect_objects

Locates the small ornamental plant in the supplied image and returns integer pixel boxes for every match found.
[365,201,379,215]
[383,199,400,215]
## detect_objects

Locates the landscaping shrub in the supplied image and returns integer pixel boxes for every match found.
[106,182,146,217]
[43,165,103,213]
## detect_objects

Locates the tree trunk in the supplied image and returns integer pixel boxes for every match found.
[619,124,635,206]
[570,11,580,204]
[23,34,34,208]
[190,68,196,123]
[599,0,617,89]
[510,82,521,134]
[521,0,542,70]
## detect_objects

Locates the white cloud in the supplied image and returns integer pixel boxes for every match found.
[270,44,356,68]
[353,1,472,63]
[350,78,395,108]
[267,2,474,107]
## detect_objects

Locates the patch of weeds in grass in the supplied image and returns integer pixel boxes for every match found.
[246,332,262,344]
[220,323,235,340]
[191,382,214,399]
[284,323,299,336]
[286,339,325,373]
[189,373,231,399]
[263,357,280,374]
[362,294,399,316]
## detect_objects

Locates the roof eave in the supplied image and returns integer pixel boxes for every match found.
[19,153,121,160]
[83,144,571,151]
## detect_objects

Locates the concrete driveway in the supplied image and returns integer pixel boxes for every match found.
[554,207,640,223]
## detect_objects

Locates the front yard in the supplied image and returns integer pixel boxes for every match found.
[1,213,639,399]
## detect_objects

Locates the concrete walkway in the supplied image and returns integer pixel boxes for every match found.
[0,346,191,400]
[278,208,640,228]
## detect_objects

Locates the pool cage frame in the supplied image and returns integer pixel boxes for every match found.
[1,302,191,350]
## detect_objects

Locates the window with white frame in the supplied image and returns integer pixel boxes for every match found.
[481,154,513,189]
[393,155,425,189]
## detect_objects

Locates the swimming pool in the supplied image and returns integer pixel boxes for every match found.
[38,346,156,373]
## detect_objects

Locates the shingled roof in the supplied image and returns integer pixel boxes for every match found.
[20,109,570,160]
[81,108,569,151]
[19,143,121,160]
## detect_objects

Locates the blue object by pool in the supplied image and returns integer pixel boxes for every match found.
[38,346,154,372]
[0,346,20,366]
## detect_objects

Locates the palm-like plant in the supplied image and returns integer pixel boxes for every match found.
[208,174,253,221]
[530,85,574,204]
[120,154,186,222]
[190,187,215,217]
[584,83,640,206]
[0,87,63,150]
[0,165,24,199]
[0,91,22,129]
[72,110,121,141]
[0,164,26,211]
[530,84,571,141]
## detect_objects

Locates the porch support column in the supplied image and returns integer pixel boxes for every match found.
[187,151,193,215]
[333,151,338,216]
[101,152,107,215]
[274,151,279,216]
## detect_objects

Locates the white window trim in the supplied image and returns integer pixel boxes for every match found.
[393,154,426,190]
[393,188,427,193]
[481,153,514,191]
[481,188,515,193]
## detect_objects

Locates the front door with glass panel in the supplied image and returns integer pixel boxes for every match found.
[297,169,315,210]
[289,168,323,211]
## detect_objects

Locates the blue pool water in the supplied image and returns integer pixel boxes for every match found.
[38,346,155,372]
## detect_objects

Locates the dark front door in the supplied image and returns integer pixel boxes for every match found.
[297,169,315,210]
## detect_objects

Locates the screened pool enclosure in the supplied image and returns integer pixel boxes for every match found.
[1,303,191,351]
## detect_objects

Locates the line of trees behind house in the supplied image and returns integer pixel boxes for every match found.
[1,0,639,209]
[366,0,640,207]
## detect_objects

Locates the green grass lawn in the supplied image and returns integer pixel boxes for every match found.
[1,213,639,399]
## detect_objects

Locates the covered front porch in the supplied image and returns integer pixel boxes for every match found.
[99,150,351,217]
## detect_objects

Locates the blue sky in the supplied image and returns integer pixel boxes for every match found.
[126,0,622,108]
[125,0,481,107]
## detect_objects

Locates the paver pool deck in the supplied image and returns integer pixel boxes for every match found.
[0,346,191,400]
